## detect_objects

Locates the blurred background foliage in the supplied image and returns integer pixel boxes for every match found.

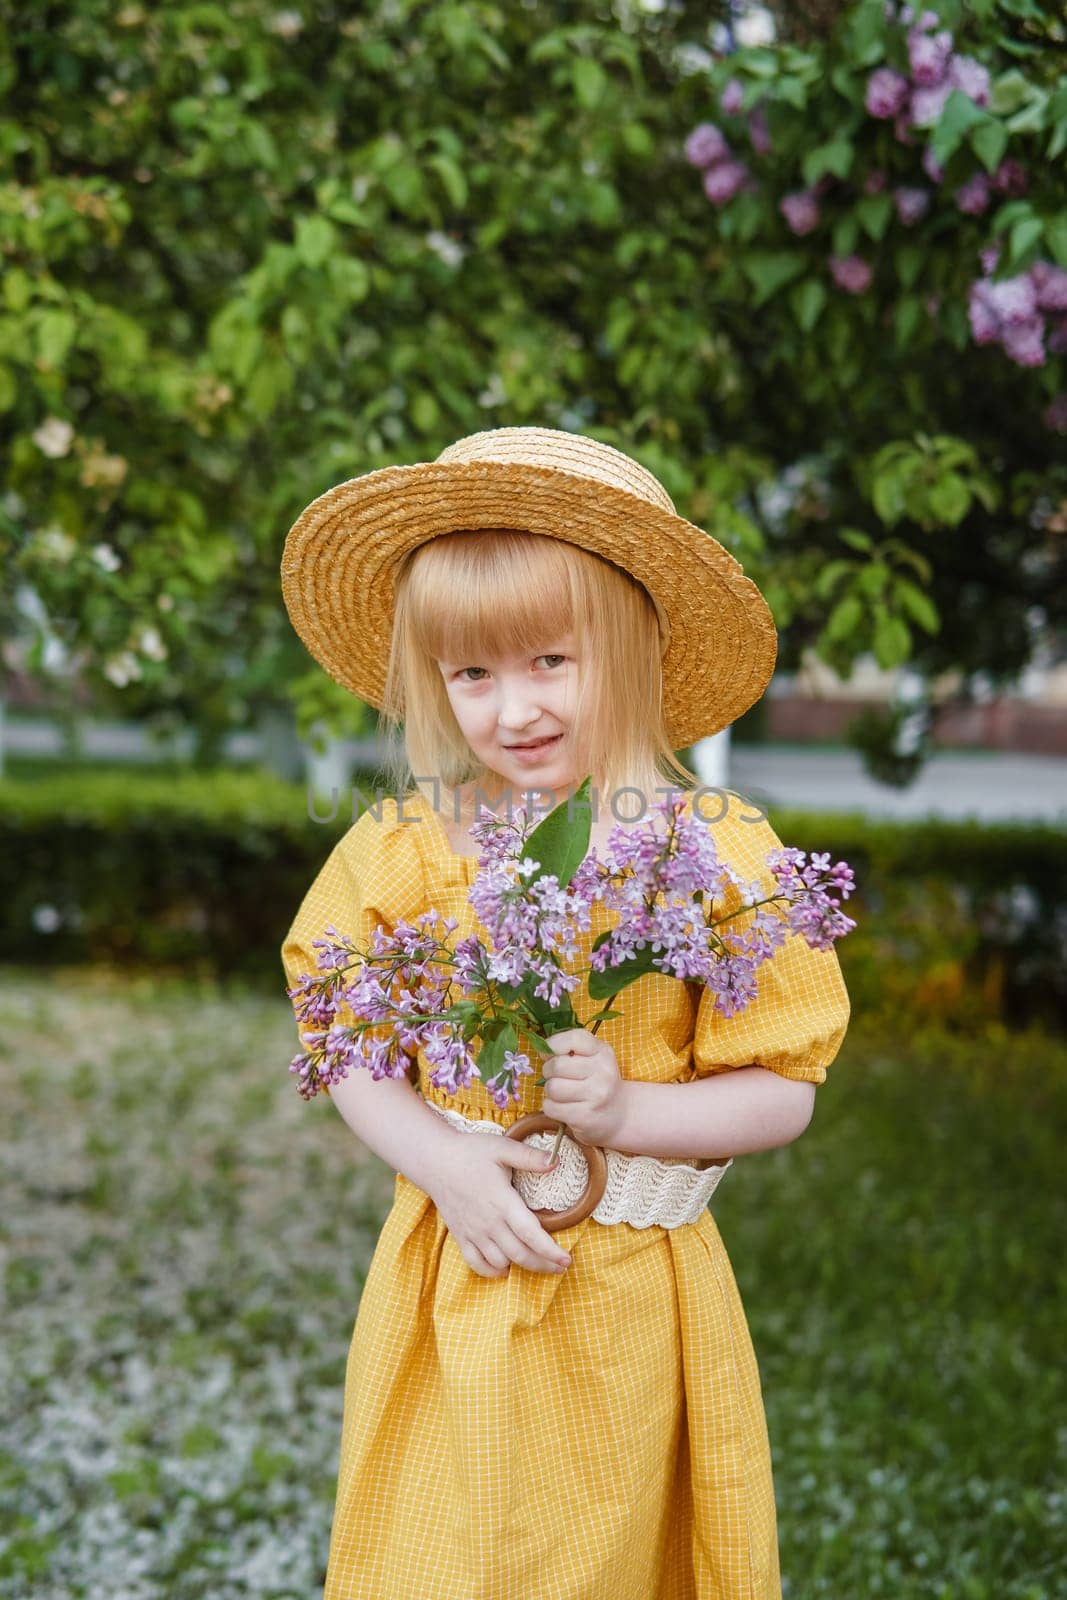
[1,0,1066,778]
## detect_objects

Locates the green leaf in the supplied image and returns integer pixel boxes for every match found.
[893,294,923,349]
[3,267,33,312]
[927,475,971,524]
[848,0,890,60]
[411,391,440,433]
[825,593,864,641]
[872,471,906,527]
[894,246,923,289]
[855,192,894,241]
[741,48,777,80]
[873,611,911,669]
[1004,87,1048,135]
[857,562,889,598]
[226,323,264,384]
[801,137,853,187]
[573,57,607,110]
[325,198,370,226]
[988,69,1031,118]
[380,162,425,214]
[36,309,77,367]
[777,75,808,111]
[894,578,940,634]
[970,119,1008,174]
[476,1027,507,1079]
[622,121,654,157]
[739,251,807,307]
[426,153,468,208]
[832,214,859,258]
[523,776,593,889]
[1045,215,1067,270]
[929,91,988,164]
[789,277,827,332]
[990,199,1034,234]
[587,940,661,1001]
[295,216,335,269]
[813,558,854,599]
[839,527,874,552]
[1007,215,1044,270]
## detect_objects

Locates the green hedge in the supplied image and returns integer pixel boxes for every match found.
[2,770,1065,1026]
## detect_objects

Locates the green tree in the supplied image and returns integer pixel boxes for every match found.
[2,0,1064,781]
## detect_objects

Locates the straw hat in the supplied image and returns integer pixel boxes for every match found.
[280,425,777,749]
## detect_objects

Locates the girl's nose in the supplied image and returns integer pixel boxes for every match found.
[497,690,543,730]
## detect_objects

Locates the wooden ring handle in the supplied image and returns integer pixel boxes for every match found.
[504,1113,608,1232]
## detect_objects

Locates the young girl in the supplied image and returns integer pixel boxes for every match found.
[280,426,851,1600]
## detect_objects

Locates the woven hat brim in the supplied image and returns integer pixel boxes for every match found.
[280,460,778,750]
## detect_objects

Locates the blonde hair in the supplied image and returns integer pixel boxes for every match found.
[374,528,698,826]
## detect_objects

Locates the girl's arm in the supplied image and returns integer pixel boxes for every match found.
[326,1067,465,1192]
[610,1069,816,1161]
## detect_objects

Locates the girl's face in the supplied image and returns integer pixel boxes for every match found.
[436,633,581,797]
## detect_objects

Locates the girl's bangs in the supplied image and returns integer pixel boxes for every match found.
[404,531,576,665]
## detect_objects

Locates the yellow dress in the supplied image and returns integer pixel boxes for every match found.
[281,787,851,1600]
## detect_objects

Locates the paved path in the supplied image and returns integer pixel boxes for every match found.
[729,746,1067,824]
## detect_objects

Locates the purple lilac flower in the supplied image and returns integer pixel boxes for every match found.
[721,77,745,115]
[893,4,942,25]
[748,102,772,155]
[991,158,1027,196]
[979,242,1001,274]
[910,79,955,125]
[947,53,990,104]
[894,185,931,225]
[967,280,1001,345]
[685,122,730,168]
[1048,319,1067,356]
[955,171,991,214]
[1030,261,1067,313]
[1043,394,1067,433]
[866,66,910,119]
[908,26,954,86]
[703,159,749,205]
[1000,317,1046,367]
[829,254,873,294]
[967,273,1049,367]
[780,190,820,235]
[921,145,944,184]
[982,273,1037,325]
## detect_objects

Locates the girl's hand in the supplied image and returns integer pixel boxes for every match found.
[541,1028,627,1149]
[426,1132,574,1279]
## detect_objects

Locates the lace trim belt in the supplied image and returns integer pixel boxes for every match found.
[419,1094,733,1229]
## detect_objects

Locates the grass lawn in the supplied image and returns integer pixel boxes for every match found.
[1,969,1063,1598]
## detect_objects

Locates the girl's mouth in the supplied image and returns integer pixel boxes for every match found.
[504,734,562,757]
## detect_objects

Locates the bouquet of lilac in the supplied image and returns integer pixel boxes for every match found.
[287,781,857,1160]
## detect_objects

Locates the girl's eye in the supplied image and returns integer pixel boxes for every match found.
[455,655,566,682]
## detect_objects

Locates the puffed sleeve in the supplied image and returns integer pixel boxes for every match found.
[280,797,427,1094]
[688,792,851,1086]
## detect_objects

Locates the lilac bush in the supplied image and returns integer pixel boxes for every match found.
[683,1,1067,422]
